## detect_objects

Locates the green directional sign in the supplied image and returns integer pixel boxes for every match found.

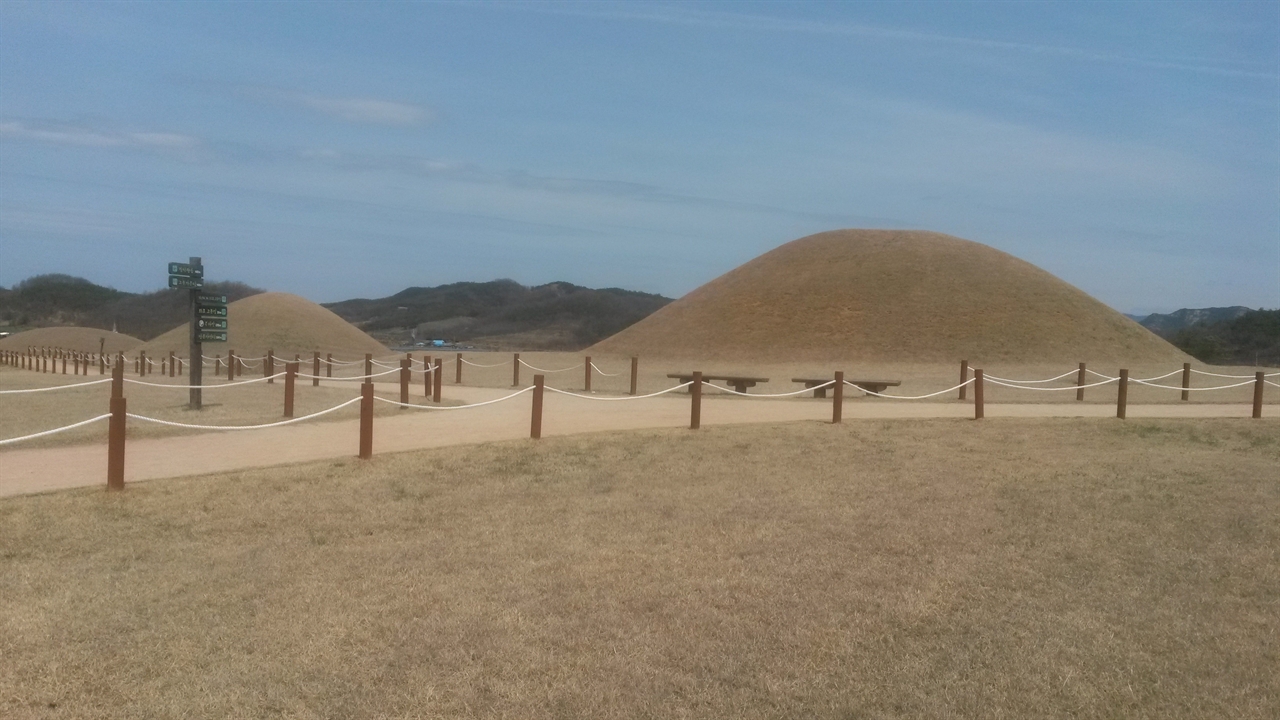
[168,262,203,278]
[169,275,203,289]
[196,305,227,317]
[197,318,227,330]
[196,331,227,343]
[196,293,227,305]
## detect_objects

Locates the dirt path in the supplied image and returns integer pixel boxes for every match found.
[0,382,1268,498]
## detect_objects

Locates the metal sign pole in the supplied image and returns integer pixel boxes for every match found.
[188,256,203,410]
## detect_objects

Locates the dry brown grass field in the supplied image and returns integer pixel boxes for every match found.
[2,418,1277,718]
[137,292,389,359]
[590,229,1191,365]
[0,327,142,354]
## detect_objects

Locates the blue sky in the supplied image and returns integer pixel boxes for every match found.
[1,1,1276,314]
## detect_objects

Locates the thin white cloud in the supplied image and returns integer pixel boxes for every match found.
[0,120,200,150]
[244,87,433,125]
[493,2,1277,80]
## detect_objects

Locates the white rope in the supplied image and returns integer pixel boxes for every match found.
[460,358,509,368]
[125,373,286,388]
[544,382,694,401]
[372,386,534,410]
[1130,378,1256,392]
[589,362,623,377]
[702,380,837,398]
[127,397,362,431]
[371,360,399,369]
[518,359,578,373]
[1191,368,1280,378]
[0,378,113,394]
[984,369,1079,384]
[1085,369,1121,381]
[296,367,401,381]
[1266,380,1280,388]
[326,357,365,365]
[847,378,975,400]
[1132,369,1185,382]
[0,413,112,446]
[985,377,1118,392]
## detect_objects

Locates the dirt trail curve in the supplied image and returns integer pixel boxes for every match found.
[0,383,1267,498]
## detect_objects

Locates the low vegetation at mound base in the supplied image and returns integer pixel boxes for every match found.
[323,279,672,351]
[1143,308,1280,367]
[2,419,1277,719]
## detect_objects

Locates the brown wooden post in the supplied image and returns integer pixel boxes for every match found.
[326,353,333,378]
[959,360,969,400]
[214,354,221,376]
[630,356,639,396]
[531,374,545,439]
[424,355,432,397]
[433,358,443,403]
[364,353,372,380]
[833,371,844,424]
[284,362,297,418]
[455,353,463,384]
[73,353,80,375]
[399,358,410,407]
[584,356,592,392]
[313,352,320,387]
[1076,362,1087,401]
[99,351,105,375]
[138,350,145,376]
[61,353,66,374]
[227,350,236,381]
[1117,369,1128,420]
[973,369,984,420]
[513,352,521,387]
[169,351,175,378]
[266,349,275,383]
[690,371,703,430]
[358,382,373,459]
[1181,362,1191,401]
[1253,372,1265,419]
[178,357,183,376]
[107,359,126,491]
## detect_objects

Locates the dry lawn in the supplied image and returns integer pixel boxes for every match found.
[2,418,1277,718]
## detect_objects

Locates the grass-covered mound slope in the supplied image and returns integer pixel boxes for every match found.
[2,419,1277,718]
[592,229,1190,364]
[138,292,389,359]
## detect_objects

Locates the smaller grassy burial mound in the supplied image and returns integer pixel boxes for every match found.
[592,229,1190,365]
[138,292,389,359]
[0,326,142,354]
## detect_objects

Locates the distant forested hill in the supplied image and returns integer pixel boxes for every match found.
[324,280,672,350]
[1137,307,1278,366]
[0,274,262,339]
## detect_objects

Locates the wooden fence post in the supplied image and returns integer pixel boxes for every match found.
[73,354,80,375]
[169,351,175,378]
[1076,362,1086,401]
[313,352,321,387]
[531,375,545,439]
[138,351,144,376]
[228,350,237,381]
[959,360,969,400]
[455,353,462,384]
[630,356,638,395]
[833,371,844,424]
[1253,372,1265,419]
[690,371,702,430]
[513,353,521,387]
[974,369,984,420]
[99,351,105,375]
[424,355,432,397]
[359,382,373,459]
[433,358,443,403]
[399,358,410,407]
[107,359,126,491]
[61,352,67,374]
[284,362,297,418]
[267,349,275,383]
[364,353,372,381]
[214,354,222,377]
[1181,362,1191,401]
[585,356,592,393]
[326,353,333,378]
[1117,369,1128,419]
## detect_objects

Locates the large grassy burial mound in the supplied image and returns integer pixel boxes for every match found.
[138,292,389,359]
[592,229,1190,364]
[0,326,142,354]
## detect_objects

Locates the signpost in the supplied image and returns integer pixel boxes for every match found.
[169,257,228,410]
